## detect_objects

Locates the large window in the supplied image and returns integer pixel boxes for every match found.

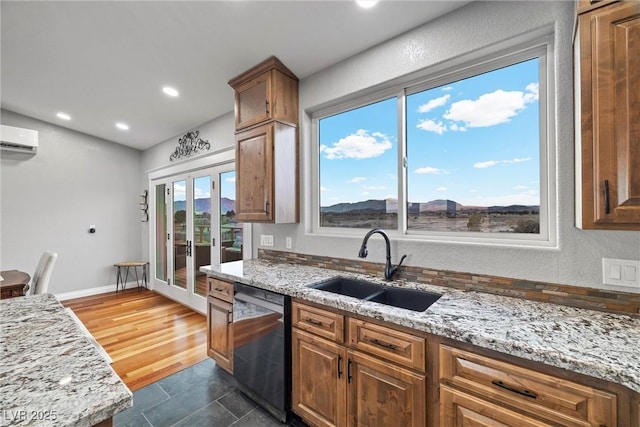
[316,42,553,245]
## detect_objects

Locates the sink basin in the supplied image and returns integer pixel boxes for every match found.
[366,287,441,312]
[310,277,441,312]
[311,277,384,299]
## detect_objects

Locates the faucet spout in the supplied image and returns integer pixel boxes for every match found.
[357,228,406,281]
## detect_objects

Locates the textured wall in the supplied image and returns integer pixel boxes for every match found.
[252,1,640,291]
[1,109,142,293]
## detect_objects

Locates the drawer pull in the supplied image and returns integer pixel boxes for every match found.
[304,317,324,327]
[371,338,397,350]
[214,288,224,292]
[491,380,537,399]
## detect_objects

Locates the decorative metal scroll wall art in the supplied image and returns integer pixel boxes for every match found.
[169,131,211,161]
[140,190,149,222]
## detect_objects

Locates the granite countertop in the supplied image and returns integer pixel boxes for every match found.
[0,294,132,427]
[202,259,640,394]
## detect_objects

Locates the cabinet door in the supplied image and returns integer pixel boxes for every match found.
[292,328,347,427]
[235,123,274,222]
[580,2,640,229]
[347,350,425,427]
[207,296,233,373]
[234,73,271,130]
[440,385,552,427]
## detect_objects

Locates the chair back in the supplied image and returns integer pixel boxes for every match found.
[32,251,58,294]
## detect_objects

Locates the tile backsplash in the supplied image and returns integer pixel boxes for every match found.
[258,249,640,317]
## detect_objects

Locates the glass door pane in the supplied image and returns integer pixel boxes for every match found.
[193,175,211,296]
[155,184,168,281]
[173,179,187,289]
[220,171,243,263]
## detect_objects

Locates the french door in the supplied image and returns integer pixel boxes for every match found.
[151,163,246,313]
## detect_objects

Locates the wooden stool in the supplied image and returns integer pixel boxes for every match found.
[114,261,148,292]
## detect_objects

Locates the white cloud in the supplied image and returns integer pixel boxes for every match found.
[465,191,539,206]
[449,123,466,132]
[361,191,370,196]
[320,186,329,192]
[225,176,236,183]
[417,94,450,113]
[442,86,453,92]
[173,183,186,201]
[363,185,385,191]
[416,119,447,135]
[320,129,392,159]
[444,83,539,128]
[436,186,447,192]
[414,166,447,175]
[347,176,366,183]
[194,188,210,199]
[473,157,532,169]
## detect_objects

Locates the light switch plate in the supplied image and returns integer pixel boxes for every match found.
[260,235,274,247]
[602,258,640,288]
[285,237,292,249]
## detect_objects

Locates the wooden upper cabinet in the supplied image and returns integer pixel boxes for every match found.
[235,121,298,223]
[228,56,299,131]
[229,56,299,223]
[578,1,640,229]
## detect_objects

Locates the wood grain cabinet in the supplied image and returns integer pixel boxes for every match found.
[207,278,233,373]
[577,1,640,229]
[439,345,617,426]
[229,56,299,223]
[291,301,426,427]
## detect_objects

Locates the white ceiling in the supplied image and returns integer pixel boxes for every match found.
[1,1,470,150]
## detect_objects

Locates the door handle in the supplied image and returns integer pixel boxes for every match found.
[337,354,343,379]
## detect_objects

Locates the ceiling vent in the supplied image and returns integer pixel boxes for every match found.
[0,124,38,154]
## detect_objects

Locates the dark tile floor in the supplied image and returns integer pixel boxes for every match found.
[114,358,308,427]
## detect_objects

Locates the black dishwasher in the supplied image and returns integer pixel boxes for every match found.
[232,282,291,422]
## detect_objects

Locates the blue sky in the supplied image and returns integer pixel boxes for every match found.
[319,58,540,208]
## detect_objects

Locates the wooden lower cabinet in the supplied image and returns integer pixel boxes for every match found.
[440,385,552,426]
[348,350,425,427]
[292,328,346,427]
[291,302,426,427]
[207,295,233,373]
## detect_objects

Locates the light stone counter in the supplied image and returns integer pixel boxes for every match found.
[0,294,132,426]
[202,259,640,393]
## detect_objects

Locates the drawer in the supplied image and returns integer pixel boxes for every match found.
[292,302,345,343]
[348,318,425,372]
[208,278,234,302]
[439,345,616,426]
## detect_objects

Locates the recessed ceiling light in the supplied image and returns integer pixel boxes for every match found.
[116,122,129,131]
[56,112,71,120]
[356,0,378,8]
[162,86,179,97]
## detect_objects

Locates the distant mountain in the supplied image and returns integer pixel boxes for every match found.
[323,198,538,214]
[173,197,235,214]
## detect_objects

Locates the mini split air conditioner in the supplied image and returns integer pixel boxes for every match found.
[1,124,38,154]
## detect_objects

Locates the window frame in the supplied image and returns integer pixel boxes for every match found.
[309,34,556,248]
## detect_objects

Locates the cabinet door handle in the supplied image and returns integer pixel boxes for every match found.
[370,338,396,350]
[491,380,537,399]
[347,358,353,383]
[227,312,233,324]
[603,180,610,214]
[265,200,270,215]
[304,317,323,327]
[337,354,343,379]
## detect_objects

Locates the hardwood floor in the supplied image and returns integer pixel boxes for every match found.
[62,289,208,391]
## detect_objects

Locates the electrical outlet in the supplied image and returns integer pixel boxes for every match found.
[602,258,640,288]
[285,237,292,249]
[260,235,274,247]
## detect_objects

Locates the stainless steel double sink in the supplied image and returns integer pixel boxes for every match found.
[310,277,441,312]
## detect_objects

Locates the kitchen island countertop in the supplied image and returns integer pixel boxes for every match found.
[0,294,132,426]
[202,259,640,393]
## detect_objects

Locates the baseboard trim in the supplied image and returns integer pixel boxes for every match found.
[56,281,149,301]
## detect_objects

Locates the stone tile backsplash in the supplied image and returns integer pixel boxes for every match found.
[258,249,640,316]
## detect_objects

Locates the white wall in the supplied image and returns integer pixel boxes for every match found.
[252,1,640,290]
[0,109,143,294]
[139,112,236,262]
